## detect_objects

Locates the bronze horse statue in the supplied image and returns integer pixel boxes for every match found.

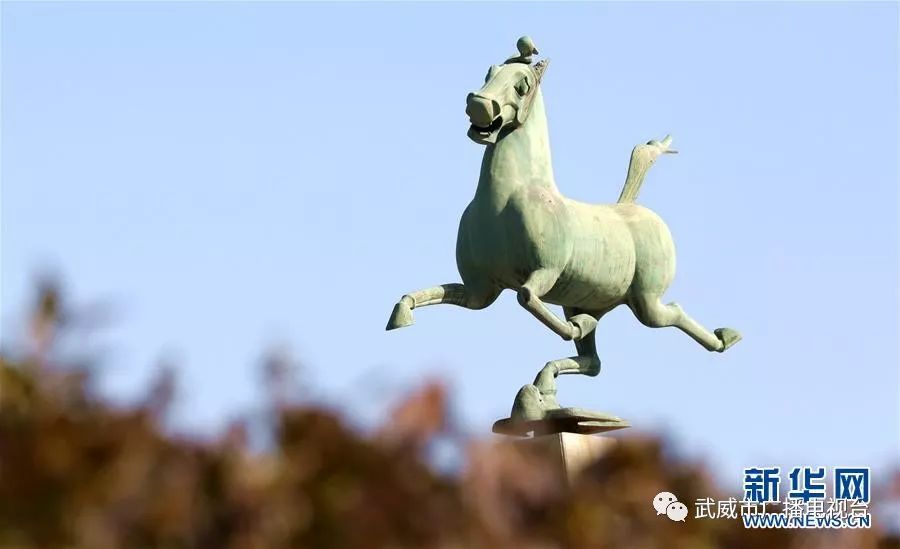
[387,37,740,425]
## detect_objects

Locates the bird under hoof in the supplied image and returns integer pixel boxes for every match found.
[497,385,629,436]
[385,300,414,331]
[714,327,742,352]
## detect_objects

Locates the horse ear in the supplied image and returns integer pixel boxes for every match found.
[484,64,501,83]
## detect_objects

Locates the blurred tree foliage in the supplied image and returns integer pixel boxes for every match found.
[0,283,896,549]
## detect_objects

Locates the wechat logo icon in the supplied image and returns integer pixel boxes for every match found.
[653,491,688,522]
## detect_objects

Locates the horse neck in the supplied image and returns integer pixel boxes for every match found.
[475,89,559,205]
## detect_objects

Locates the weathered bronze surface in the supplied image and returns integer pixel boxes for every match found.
[387,37,741,433]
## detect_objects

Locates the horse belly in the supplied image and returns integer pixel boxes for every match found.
[544,205,635,310]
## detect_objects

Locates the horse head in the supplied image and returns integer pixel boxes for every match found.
[466,36,549,145]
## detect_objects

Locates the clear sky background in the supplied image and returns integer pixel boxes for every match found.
[2,2,898,488]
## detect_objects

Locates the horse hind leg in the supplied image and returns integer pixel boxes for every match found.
[530,308,603,408]
[628,293,741,352]
[511,309,603,421]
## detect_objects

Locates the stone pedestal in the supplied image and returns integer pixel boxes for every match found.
[516,432,618,484]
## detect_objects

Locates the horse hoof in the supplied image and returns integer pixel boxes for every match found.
[386,301,414,330]
[714,327,742,352]
[570,314,598,340]
[510,384,549,422]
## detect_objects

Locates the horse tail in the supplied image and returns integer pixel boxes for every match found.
[617,135,675,203]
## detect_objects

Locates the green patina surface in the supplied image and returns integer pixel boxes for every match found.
[387,37,741,428]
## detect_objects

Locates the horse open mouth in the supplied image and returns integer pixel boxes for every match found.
[471,117,503,135]
[468,116,503,143]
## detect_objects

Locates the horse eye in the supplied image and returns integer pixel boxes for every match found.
[515,79,530,96]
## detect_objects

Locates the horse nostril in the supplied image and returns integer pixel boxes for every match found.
[467,95,498,127]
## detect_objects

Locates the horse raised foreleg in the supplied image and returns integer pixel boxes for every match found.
[517,269,598,341]
[628,293,742,352]
[386,283,499,330]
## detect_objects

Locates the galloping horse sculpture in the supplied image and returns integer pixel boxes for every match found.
[387,37,741,428]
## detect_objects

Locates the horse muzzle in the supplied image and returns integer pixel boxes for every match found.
[466,93,503,144]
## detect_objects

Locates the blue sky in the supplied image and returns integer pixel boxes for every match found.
[2,2,898,487]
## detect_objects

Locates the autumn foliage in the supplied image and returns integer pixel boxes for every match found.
[0,283,896,548]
